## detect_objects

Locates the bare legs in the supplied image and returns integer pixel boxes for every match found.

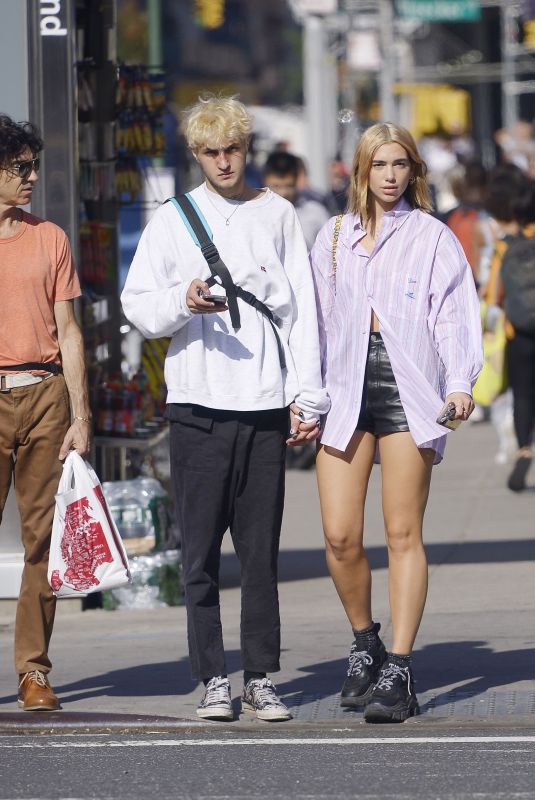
[316,430,434,655]
[378,433,434,654]
[316,431,376,631]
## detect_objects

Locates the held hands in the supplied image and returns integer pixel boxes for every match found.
[286,403,321,447]
[441,392,475,423]
[186,279,228,315]
[59,418,92,460]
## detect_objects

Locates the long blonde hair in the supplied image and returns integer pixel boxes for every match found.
[347,122,433,234]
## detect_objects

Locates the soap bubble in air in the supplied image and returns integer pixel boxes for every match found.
[338,108,355,125]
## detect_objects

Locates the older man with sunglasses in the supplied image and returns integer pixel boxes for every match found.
[0,114,91,711]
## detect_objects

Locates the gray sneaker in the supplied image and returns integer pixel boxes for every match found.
[196,676,233,720]
[241,678,292,721]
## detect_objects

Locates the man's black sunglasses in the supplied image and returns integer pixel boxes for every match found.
[7,157,41,180]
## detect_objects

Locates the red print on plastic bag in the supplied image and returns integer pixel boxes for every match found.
[50,570,63,592]
[60,494,113,590]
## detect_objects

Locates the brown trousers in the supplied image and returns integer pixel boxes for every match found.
[0,375,70,674]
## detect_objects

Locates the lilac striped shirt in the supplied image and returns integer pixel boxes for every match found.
[310,197,483,463]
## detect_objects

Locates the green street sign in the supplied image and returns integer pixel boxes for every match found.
[396,0,481,21]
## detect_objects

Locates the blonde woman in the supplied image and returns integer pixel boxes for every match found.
[310,123,483,722]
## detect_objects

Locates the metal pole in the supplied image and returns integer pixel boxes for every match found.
[378,0,396,122]
[147,0,164,169]
[473,13,496,168]
[148,0,163,69]
[501,0,519,130]
[324,26,339,167]
[304,14,330,191]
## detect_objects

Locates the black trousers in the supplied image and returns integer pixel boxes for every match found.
[168,403,288,681]
[507,332,535,448]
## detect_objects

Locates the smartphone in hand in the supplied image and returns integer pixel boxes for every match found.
[436,401,462,430]
[198,289,227,305]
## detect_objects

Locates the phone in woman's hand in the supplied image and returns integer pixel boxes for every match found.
[436,401,462,430]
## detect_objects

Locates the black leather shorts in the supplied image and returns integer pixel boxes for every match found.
[356,332,410,435]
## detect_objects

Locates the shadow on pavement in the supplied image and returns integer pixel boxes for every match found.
[0,642,532,711]
[0,649,243,707]
[277,641,535,710]
[415,640,535,710]
[221,538,535,588]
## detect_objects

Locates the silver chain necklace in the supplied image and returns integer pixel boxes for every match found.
[204,184,246,225]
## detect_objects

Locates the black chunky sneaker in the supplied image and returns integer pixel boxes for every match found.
[340,622,387,708]
[364,658,419,723]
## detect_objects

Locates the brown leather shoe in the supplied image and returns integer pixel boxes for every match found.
[18,671,60,711]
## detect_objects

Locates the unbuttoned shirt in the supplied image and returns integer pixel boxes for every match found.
[310,197,483,463]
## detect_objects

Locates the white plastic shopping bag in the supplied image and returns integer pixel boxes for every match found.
[48,452,131,597]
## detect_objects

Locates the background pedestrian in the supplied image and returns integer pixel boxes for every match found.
[498,181,535,491]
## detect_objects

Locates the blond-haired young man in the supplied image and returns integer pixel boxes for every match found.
[122,96,329,721]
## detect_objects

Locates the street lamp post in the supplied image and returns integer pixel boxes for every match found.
[379,0,397,122]
[500,0,520,130]
[303,12,337,192]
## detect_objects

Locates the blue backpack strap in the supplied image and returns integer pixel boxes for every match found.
[167,194,241,331]
[168,193,213,246]
[166,194,286,369]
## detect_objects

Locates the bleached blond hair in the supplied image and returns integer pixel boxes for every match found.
[347,122,433,234]
[183,95,253,150]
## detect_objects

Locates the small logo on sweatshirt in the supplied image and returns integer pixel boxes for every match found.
[260,265,267,273]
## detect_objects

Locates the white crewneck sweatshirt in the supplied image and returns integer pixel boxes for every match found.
[121,185,330,418]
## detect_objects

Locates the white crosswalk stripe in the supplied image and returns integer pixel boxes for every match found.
[0,735,534,748]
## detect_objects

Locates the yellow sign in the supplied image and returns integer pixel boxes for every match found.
[523,19,535,47]
[395,83,471,138]
[195,0,225,29]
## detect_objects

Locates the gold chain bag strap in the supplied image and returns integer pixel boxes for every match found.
[331,213,343,293]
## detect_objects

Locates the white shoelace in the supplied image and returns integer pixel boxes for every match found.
[347,645,374,677]
[376,663,410,692]
[203,677,230,706]
[19,670,48,689]
[247,678,284,708]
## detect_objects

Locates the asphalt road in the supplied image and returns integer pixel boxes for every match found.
[1,412,533,800]
[1,728,534,799]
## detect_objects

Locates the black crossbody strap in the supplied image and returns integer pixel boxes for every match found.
[172,195,241,331]
[0,362,62,374]
[236,287,286,370]
[168,195,286,370]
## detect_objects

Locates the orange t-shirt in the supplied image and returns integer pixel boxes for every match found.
[0,211,81,371]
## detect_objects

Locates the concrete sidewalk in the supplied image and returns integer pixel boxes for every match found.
[0,420,533,732]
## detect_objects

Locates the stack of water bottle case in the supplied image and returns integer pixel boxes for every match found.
[100,476,182,610]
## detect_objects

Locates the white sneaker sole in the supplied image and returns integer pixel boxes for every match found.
[241,701,292,721]
[196,705,234,721]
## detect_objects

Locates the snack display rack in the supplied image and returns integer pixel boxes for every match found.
[0,1,170,597]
